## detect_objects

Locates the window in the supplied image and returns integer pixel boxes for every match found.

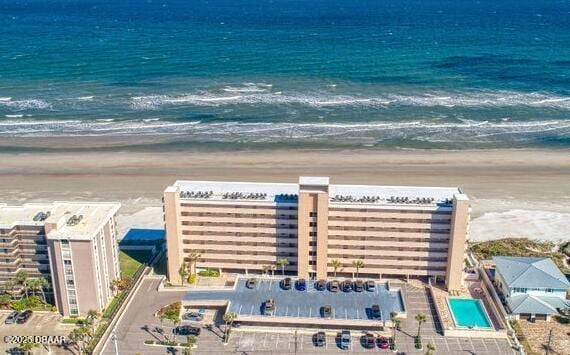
[64,260,72,265]
[61,240,69,246]
[309,232,317,237]
[309,222,317,227]
[70,308,78,316]
[66,279,74,285]
[309,212,317,217]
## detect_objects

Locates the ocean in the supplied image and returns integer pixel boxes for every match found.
[0,0,569,150]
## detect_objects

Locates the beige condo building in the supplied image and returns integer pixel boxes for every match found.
[0,202,121,316]
[164,177,469,291]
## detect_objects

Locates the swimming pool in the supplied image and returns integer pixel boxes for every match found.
[447,298,492,328]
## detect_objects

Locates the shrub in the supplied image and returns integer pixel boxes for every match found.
[187,274,197,285]
[144,340,155,345]
[198,268,219,277]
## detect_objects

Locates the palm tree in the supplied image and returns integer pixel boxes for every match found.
[352,259,364,278]
[19,341,38,355]
[179,262,189,286]
[222,312,237,343]
[4,279,16,299]
[391,312,401,349]
[415,313,427,348]
[261,265,270,276]
[15,271,29,298]
[276,258,289,276]
[87,309,99,336]
[331,259,342,277]
[425,342,436,355]
[188,251,202,275]
[269,265,276,277]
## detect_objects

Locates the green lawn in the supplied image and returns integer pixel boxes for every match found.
[119,250,151,278]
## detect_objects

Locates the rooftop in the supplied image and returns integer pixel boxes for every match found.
[508,294,570,315]
[0,202,120,240]
[173,177,462,207]
[493,256,570,290]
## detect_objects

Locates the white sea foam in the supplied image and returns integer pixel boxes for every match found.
[0,98,51,110]
[1,118,569,145]
[5,114,23,118]
[77,96,95,100]
[130,90,570,110]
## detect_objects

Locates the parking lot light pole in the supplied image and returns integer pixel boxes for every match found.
[111,328,119,355]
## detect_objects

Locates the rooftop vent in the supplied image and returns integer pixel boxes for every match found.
[33,211,51,222]
[66,215,83,226]
[180,190,213,199]
[222,192,268,200]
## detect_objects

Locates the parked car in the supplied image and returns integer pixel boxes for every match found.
[281,277,292,290]
[339,330,351,349]
[182,312,204,322]
[315,279,326,291]
[245,278,257,289]
[341,280,353,293]
[366,280,376,292]
[361,333,376,349]
[377,336,390,349]
[16,310,32,324]
[264,299,275,316]
[329,280,340,292]
[353,280,364,292]
[4,311,19,325]
[296,278,307,291]
[321,305,332,319]
[313,331,326,347]
[174,325,201,336]
[371,304,381,320]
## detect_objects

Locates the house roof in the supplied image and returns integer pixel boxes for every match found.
[493,256,569,290]
[508,294,570,315]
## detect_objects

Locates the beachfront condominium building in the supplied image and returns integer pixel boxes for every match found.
[0,202,121,316]
[164,177,470,291]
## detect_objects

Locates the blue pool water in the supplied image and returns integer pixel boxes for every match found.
[448,298,492,328]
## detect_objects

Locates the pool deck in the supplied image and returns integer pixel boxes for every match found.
[183,278,405,329]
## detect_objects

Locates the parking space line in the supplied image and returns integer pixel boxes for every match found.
[238,304,243,315]
[250,304,254,315]
[285,305,289,316]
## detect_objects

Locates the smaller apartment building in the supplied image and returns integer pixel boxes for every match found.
[164,177,470,291]
[0,202,121,316]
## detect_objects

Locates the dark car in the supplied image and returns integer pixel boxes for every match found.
[313,331,326,347]
[328,280,340,293]
[361,333,376,349]
[377,336,390,349]
[263,299,275,316]
[341,280,352,293]
[321,305,332,319]
[182,312,204,322]
[339,330,351,349]
[4,311,19,325]
[174,325,201,336]
[315,279,326,291]
[245,278,257,289]
[16,310,32,324]
[296,278,306,291]
[366,280,375,292]
[353,280,364,292]
[371,304,381,320]
[281,277,292,290]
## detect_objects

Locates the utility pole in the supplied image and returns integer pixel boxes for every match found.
[111,327,119,355]
[545,329,553,355]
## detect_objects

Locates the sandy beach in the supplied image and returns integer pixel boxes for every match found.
[0,149,568,242]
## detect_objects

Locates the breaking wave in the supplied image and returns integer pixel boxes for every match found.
[0,98,51,110]
[1,118,568,147]
[131,90,570,110]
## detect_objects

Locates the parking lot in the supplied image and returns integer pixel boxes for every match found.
[104,277,516,354]
[0,310,73,355]
[184,278,404,322]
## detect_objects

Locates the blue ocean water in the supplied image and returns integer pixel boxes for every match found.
[0,0,569,149]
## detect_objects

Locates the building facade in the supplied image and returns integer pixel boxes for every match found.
[164,177,470,291]
[493,256,570,321]
[0,202,121,316]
